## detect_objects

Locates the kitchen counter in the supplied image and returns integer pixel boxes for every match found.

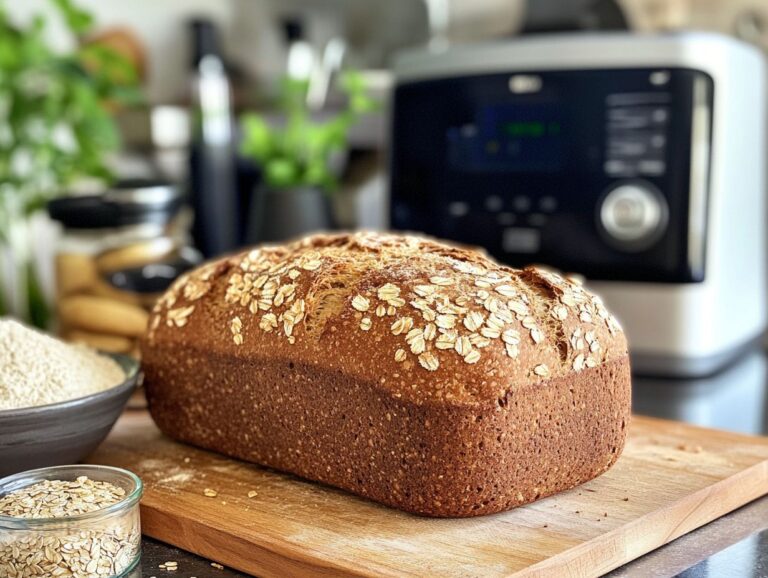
[129,346,768,578]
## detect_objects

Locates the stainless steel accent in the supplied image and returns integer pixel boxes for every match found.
[104,183,180,206]
[394,32,756,82]
[598,182,669,249]
[307,37,347,110]
[687,75,712,279]
[508,74,543,94]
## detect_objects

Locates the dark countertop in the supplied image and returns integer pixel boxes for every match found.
[134,347,768,578]
[128,539,247,577]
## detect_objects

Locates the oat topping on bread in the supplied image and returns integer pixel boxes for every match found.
[142,232,631,516]
[147,232,626,403]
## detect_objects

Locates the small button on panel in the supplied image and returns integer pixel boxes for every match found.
[484,195,504,212]
[598,182,668,251]
[448,202,469,217]
[502,228,541,254]
[539,196,557,212]
[497,212,516,226]
[513,196,531,212]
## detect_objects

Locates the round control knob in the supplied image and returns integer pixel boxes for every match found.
[598,183,668,250]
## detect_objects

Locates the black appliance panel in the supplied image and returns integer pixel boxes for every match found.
[389,68,713,283]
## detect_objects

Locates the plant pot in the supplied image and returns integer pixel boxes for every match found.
[246,186,336,244]
[331,173,388,230]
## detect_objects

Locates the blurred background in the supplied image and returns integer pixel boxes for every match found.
[2,0,768,401]
[6,4,768,571]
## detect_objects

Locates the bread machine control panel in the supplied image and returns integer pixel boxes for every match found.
[390,68,712,283]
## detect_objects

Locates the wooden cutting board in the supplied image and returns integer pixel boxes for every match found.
[89,411,768,577]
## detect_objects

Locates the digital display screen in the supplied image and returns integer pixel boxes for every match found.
[502,120,561,137]
[448,104,563,172]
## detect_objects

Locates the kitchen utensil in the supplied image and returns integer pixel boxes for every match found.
[307,37,347,110]
[390,32,767,377]
[189,19,239,258]
[90,411,768,577]
[0,354,139,477]
[48,180,199,355]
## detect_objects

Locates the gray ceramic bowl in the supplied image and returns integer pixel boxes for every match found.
[0,353,139,477]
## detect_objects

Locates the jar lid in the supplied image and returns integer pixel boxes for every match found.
[47,180,184,229]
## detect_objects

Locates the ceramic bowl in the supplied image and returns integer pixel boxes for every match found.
[0,354,139,477]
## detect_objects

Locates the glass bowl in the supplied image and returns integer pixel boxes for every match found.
[0,465,143,577]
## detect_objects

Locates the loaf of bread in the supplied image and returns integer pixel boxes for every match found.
[142,232,631,517]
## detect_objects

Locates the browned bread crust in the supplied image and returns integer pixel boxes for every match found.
[141,232,631,517]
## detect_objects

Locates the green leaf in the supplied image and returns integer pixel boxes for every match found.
[0,34,21,69]
[240,114,274,160]
[239,69,378,193]
[49,0,94,36]
[279,77,310,114]
[77,43,140,88]
[305,158,333,189]
[0,0,135,239]
[104,85,144,106]
[0,280,6,317]
[350,93,377,114]
[26,259,50,329]
[264,157,299,188]
[340,70,366,93]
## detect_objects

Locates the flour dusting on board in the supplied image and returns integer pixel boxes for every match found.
[137,458,195,489]
[156,472,194,485]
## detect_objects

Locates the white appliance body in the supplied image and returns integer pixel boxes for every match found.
[390,33,767,376]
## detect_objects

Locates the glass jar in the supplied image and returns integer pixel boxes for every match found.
[47,180,201,358]
[0,465,143,578]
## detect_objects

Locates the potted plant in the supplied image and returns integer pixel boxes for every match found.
[239,71,376,243]
[0,0,140,327]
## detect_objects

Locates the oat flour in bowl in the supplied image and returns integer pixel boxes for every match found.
[0,319,125,410]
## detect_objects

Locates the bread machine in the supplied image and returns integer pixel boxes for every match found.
[389,32,767,377]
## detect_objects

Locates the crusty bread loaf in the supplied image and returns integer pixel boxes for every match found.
[141,232,631,517]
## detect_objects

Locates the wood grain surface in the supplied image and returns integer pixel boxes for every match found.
[88,411,768,577]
